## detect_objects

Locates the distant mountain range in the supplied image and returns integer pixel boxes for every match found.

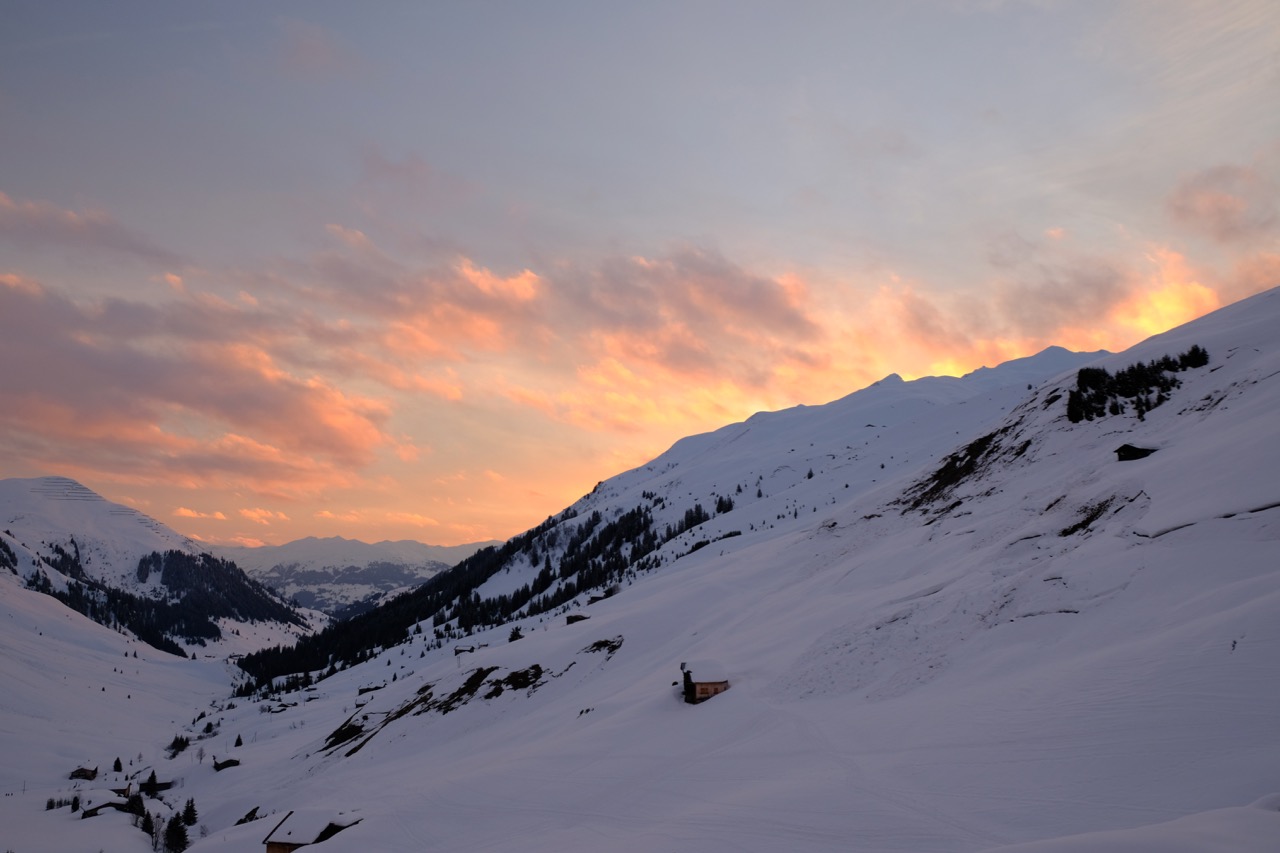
[214,536,499,617]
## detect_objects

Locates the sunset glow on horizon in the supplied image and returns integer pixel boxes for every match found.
[2,2,1277,547]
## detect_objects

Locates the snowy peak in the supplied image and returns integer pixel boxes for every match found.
[0,476,197,589]
[894,286,1280,540]
[958,344,1109,390]
[576,342,1110,528]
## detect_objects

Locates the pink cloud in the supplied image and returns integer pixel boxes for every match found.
[277,18,361,79]
[0,190,180,263]
[359,145,475,205]
[0,274,396,499]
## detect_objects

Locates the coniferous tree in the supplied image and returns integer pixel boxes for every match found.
[182,797,197,826]
[164,814,189,852]
[113,756,123,772]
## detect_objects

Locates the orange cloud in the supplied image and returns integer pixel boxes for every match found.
[174,507,227,520]
[316,509,362,522]
[1110,249,1220,338]
[385,511,440,527]
[457,259,540,301]
[382,321,457,360]
[395,440,422,462]
[1,273,43,295]
[326,223,376,252]
[239,508,290,525]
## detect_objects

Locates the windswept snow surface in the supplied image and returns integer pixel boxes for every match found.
[982,795,1280,853]
[2,289,1279,852]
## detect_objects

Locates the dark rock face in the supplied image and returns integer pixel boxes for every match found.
[1115,444,1158,461]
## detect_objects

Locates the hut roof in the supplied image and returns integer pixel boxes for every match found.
[685,659,728,683]
[262,809,362,846]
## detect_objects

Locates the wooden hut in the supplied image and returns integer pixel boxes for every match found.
[680,660,730,704]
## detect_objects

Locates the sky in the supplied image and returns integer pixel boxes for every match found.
[1,0,1277,548]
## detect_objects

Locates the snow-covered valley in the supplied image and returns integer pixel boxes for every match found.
[213,537,496,618]
[2,288,1278,852]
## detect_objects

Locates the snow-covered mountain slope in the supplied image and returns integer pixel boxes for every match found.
[214,536,497,616]
[228,344,1112,682]
[0,476,198,590]
[3,288,1278,853]
[0,569,236,852]
[0,477,316,657]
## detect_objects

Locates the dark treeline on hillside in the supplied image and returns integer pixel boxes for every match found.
[1067,345,1208,423]
[0,535,18,574]
[25,548,302,656]
[239,493,738,686]
[137,551,303,627]
[28,571,198,655]
[238,509,578,684]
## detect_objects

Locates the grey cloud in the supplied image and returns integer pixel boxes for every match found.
[0,191,183,265]
[996,258,1133,339]
[1168,165,1278,244]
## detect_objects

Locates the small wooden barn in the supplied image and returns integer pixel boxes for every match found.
[263,809,362,852]
[680,660,730,704]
